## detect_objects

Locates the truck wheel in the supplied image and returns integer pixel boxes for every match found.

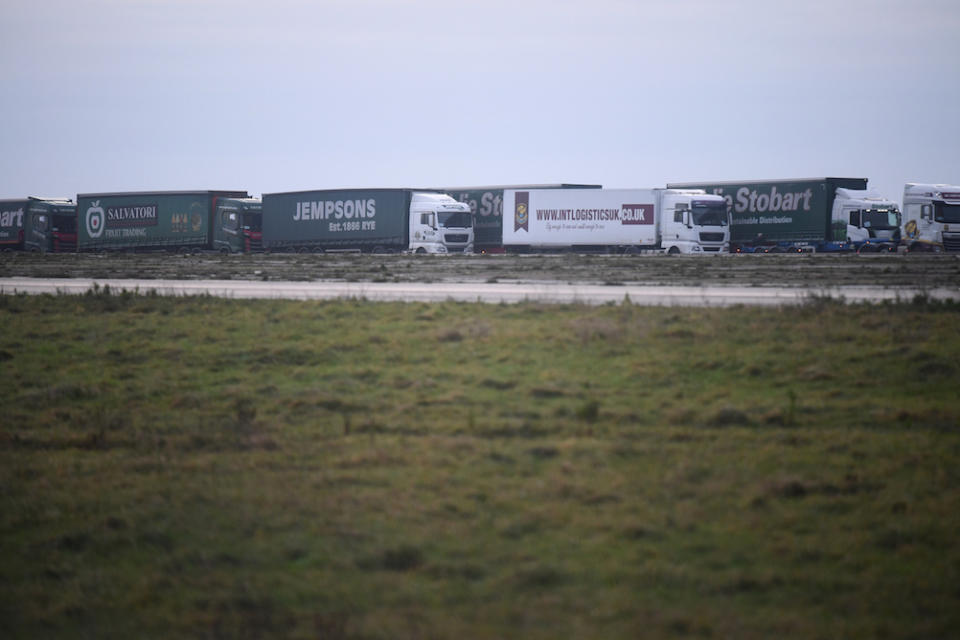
[415,247,427,254]
[667,246,680,255]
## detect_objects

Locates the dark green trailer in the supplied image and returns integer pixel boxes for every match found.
[77,190,249,252]
[442,184,602,252]
[666,178,877,252]
[21,198,77,252]
[263,189,408,252]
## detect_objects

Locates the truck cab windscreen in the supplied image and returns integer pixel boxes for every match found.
[438,211,472,228]
[861,209,900,229]
[691,201,728,226]
[934,203,960,224]
[243,212,262,232]
[52,214,77,233]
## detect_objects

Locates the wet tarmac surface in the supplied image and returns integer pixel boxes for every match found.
[1,253,958,305]
[2,277,957,306]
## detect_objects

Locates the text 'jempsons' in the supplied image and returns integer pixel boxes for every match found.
[294,199,376,221]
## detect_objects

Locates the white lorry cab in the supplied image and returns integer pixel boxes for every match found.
[657,189,730,254]
[408,192,474,254]
[902,183,960,252]
[833,188,902,252]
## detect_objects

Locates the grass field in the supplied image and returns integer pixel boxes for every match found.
[1,290,959,639]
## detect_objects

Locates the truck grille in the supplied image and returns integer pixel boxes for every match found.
[445,234,469,244]
[699,232,725,242]
[942,235,960,252]
[54,234,77,252]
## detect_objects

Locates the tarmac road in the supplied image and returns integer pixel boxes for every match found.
[2,277,957,306]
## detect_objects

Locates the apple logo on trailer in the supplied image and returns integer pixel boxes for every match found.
[86,201,104,238]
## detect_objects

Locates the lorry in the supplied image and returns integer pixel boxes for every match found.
[76,190,255,252]
[901,183,960,252]
[214,197,264,253]
[19,197,78,252]
[501,187,729,254]
[443,184,602,253]
[262,188,473,254]
[667,178,901,253]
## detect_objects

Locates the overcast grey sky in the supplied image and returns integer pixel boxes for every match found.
[1,0,957,204]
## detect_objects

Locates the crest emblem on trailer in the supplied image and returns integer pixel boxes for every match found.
[514,191,529,232]
[86,201,105,238]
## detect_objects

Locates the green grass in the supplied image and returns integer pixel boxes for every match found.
[1,291,959,639]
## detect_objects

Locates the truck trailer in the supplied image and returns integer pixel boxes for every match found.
[77,190,253,252]
[501,187,729,254]
[262,188,473,254]
[0,199,27,250]
[20,198,78,253]
[667,178,901,253]
[901,183,960,252]
[443,184,602,253]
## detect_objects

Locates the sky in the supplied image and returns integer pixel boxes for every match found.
[1,0,958,204]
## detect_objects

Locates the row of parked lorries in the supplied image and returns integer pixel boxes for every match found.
[1,179,957,255]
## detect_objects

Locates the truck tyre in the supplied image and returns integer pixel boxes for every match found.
[667,246,680,255]
[415,247,427,254]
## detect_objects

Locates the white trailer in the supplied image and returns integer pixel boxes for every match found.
[502,188,728,254]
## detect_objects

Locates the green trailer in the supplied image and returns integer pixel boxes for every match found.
[263,189,407,252]
[77,190,250,252]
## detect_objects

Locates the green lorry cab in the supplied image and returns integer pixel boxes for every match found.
[22,198,78,253]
